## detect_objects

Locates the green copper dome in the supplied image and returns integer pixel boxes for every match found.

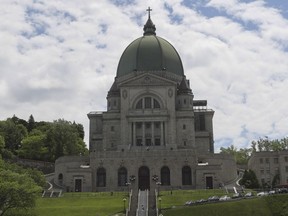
[116,14,184,78]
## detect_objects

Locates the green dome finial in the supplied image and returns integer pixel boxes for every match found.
[143,7,156,36]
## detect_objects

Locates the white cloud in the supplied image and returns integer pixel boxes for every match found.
[1,0,288,151]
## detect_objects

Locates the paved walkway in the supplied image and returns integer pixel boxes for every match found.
[137,190,148,216]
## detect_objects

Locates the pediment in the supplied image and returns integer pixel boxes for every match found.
[118,73,177,87]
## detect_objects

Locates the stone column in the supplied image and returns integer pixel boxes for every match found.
[133,122,136,146]
[161,121,164,146]
[142,122,145,146]
[151,122,154,146]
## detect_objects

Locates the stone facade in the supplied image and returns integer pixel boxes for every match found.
[248,151,288,187]
[54,14,237,192]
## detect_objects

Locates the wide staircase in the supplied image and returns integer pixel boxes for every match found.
[128,190,138,216]
[128,190,157,216]
[148,190,157,216]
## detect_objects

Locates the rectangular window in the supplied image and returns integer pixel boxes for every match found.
[260,158,263,164]
[285,156,288,162]
[146,139,151,146]
[266,169,270,174]
[199,114,205,131]
[145,122,151,129]
[274,158,279,164]
[136,122,142,129]
[136,138,142,146]
[155,138,161,146]
[194,113,205,131]
[155,122,160,129]
[265,158,269,164]
[286,166,288,173]
[260,169,264,174]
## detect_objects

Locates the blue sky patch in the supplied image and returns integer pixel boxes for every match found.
[99,23,108,34]
[164,3,183,24]
[110,0,135,7]
[131,13,144,26]
[215,137,234,148]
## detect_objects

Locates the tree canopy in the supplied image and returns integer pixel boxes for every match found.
[0,158,43,216]
[239,169,260,189]
[0,115,88,162]
[220,145,252,165]
[220,137,288,166]
[251,136,288,152]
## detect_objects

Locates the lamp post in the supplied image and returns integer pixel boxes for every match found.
[158,197,162,213]
[123,198,126,212]
[126,182,131,197]
[156,181,162,196]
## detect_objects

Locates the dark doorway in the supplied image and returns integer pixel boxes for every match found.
[161,166,170,185]
[97,168,106,187]
[118,167,128,186]
[138,166,150,190]
[75,179,82,192]
[182,166,192,185]
[206,176,213,189]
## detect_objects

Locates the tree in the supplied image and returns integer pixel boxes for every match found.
[27,115,35,133]
[0,170,41,216]
[0,159,42,216]
[17,132,48,160]
[0,119,28,153]
[3,161,46,188]
[0,116,87,161]
[46,119,88,161]
[272,173,280,188]
[0,135,4,154]
[220,145,252,165]
[239,169,260,189]
[73,122,85,140]
[251,137,288,152]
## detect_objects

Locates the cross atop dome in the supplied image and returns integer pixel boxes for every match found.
[146,7,152,18]
[143,6,156,36]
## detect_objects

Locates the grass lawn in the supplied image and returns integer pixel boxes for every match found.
[160,192,288,216]
[162,198,272,216]
[6,190,288,216]
[159,189,231,208]
[33,192,127,216]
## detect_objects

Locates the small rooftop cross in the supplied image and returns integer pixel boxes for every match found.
[146,7,152,18]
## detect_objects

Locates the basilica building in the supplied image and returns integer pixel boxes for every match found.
[55,11,237,192]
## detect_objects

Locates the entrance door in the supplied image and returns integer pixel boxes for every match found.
[75,179,82,192]
[206,176,213,189]
[138,166,150,190]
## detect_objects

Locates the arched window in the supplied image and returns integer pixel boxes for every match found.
[118,167,128,186]
[58,173,63,185]
[136,100,143,109]
[144,97,152,108]
[182,166,192,185]
[135,97,161,109]
[154,99,160,108]
[97,168,106,187]
[161,166,170,186]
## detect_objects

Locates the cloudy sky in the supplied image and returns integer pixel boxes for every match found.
[1,0,288,151]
